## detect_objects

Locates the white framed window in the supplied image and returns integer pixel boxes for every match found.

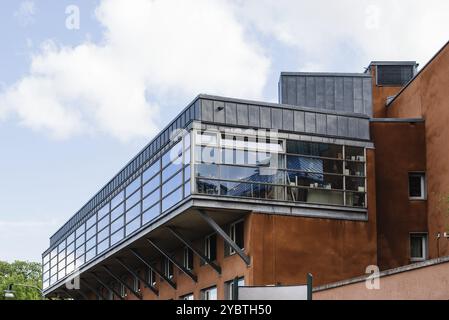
[409,173,426,200]
[183,247,194,270]
[201,286,217,300]
[228,220,244,255]
[410,233,428,261]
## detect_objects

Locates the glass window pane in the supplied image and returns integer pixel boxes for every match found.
[195,146,219,164]
[162,187,183,212]
[162,161,183,182]
[196,179,220,195]
[86,237,96,251]
[195,164,219,179]
[143,204,160,225]
[98,227,109,242]
[111,203,124,221]
[163,141,183,168]
[221,165,284,184]
[143,160,161,183]
[126,203,141,224]
[86,248,96,262]
[184,133,191,149]
[346,177,365,192]
[76,224,85,238]
[66,232,75,244]
[196,131,218,145]
[184,165,191,182]
[345,161,365,176]
[98,215,109,231]
[345,146,365,161]
[409,174,424,198]
[76,234,85,248]
[86,225,96,240]
[287,172,343,190]
[143,174,160,197]
[97,239,109,254]
[288,187,344,206]
[126,177,141,197]
[184,148,191,165]
[184,181,191,197]
[126,190,141,210]
[111,216,124,233]
[126,218,141,236]
[162,171,183,197]
[111,190,125,209]
[345,192,366,207]
[287,141,343,159]
[98,203,109,219]
[111,229,124,246]
[287,156,342,174]
[143,188,160,212]
[66,242,75,254]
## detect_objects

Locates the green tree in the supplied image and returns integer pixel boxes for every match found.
[0,260,43,300]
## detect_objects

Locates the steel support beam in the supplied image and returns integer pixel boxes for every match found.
[58,289,76,300]
[80,279,106,300]
[91,272,124,300]
[101,265,142,300]
[166,226,221,275]
[129,248,177,290]
[146,238,198,283]
[115,258,159,296]
[197,210,251,266]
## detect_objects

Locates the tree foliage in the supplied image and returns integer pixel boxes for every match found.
[0,260,42,300]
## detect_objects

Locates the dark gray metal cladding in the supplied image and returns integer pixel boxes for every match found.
[197,95,370,141]
[279,72,373,117]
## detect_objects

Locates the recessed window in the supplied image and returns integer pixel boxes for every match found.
[228,220,244,255]
[183,247,194,270]
[201,286,217,300]
[133,273,141,292]
[204,234,217,262]
[163,257,174,279]
[225,277,245,300]
[410,233,427,261]
[377,65,415,86]
[181,293,194,300]
[120,279,127,298]
[147,268,157,287]
[409,173,426,200]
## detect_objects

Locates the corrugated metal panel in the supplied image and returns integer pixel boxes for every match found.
[280,73,373,116]
[237,103,249,126]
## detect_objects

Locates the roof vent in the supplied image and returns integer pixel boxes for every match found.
[369,62,418,87]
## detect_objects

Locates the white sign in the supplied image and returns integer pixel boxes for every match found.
[238,285,308,300]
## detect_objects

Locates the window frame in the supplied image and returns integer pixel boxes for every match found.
[408,172,426,200]
[410,232,428,262]
[183,246,194,271]
[228,219,245,256]
[204,233,217,262]
[201,286,218,300]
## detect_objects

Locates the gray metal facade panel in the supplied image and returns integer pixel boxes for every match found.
[201,99,214,122]
[248,105,260,127]
[225,102,237,125]
[286,76,296,105]
[294,110,305,132]
[306,77,316,108]
[305,112,316,133]
[213,101,225,124]
[260,107,271,128]
[325,77,335,110]
[271,108,283,130]
[279,74,373,116]
[282,109,294,131]
[236,103,249,126]
[316,113,327,135]
[363,78,373,116]
[326,114,338,136]
[296,77,306,107]
[337,116,349,137]
[348,117,358,138]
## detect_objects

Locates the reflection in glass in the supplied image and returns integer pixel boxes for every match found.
[162,187,183,212]
[143,204,160,225]
[143,160,161,183]
[196,179,219,195]
[126,203,141,223]
[287,187,344,206]
[111,229,124,246]
[162,171,183,197]
[126,218,141,236]
[143,174,160,197]
[143,189,160,212]
[111,190,125,209]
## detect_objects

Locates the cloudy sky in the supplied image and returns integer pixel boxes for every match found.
[0,0,448,262]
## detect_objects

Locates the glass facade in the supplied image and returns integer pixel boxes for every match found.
[194,130,367,208]
[43,126,368,291]
[42,133,191,290]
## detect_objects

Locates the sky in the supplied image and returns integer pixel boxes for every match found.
[0,0,448,263]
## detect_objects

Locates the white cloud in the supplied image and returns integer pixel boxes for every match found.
[1,0,270,142]
[232,0,449,72]
[14,1,36,27]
